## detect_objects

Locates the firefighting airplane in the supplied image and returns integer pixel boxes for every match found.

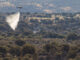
[6,6,23,30]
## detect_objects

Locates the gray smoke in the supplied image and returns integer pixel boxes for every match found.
[6,12,20,30]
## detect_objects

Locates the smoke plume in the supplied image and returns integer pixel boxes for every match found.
[6,12,20,30]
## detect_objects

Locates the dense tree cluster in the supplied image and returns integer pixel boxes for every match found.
[0,41,79,60]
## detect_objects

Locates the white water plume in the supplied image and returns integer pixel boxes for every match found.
[6,12,20,30]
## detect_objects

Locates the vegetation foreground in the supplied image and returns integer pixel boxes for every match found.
[0,33,80,60]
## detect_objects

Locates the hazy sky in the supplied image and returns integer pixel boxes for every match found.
[0,0,80,13]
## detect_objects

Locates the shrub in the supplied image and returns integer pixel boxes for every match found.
[15,40,26,46]
[67,33,79,40]
[9,46,20,57]
[0,46,7,57]
[22,44,35,56]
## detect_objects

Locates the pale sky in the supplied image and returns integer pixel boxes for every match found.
[0,0,80,13]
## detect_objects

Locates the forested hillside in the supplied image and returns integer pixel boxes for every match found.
[0,13,80,60]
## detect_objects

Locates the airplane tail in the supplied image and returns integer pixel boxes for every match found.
[6,12,20,30]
